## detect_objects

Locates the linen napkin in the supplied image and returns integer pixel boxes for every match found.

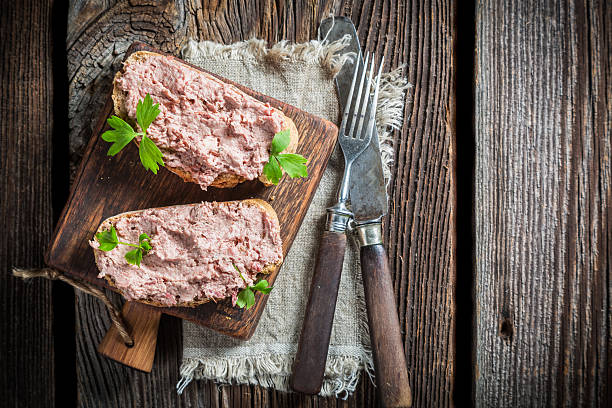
[177,35,409,398]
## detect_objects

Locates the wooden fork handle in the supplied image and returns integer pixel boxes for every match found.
[290,230,347,394]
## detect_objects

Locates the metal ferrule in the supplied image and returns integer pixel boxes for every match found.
[325,203,353,233]
[354,220,383,247]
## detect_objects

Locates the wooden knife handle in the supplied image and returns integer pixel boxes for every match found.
[290,230,347,394]
[361,244,412,407]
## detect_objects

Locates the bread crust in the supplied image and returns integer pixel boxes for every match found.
[112,50,299,188]
[93,199,282,307]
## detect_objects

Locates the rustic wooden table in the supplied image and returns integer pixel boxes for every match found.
[1,0,609,407]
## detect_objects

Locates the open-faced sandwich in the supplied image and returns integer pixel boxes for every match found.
[107,50,303,190]
[89,199,283,307]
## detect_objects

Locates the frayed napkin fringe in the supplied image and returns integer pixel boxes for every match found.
[182,36,354,77]
[178,350,374,398]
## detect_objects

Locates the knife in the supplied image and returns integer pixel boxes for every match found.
[291,17,412,407]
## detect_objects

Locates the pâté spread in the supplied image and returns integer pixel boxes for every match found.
[90,201,283,306]
[116,55,285,189]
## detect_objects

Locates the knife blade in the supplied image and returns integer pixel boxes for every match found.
[319,16,388,222]
[318,16,413,408]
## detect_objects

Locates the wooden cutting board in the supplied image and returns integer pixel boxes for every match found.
[45,42,337,340]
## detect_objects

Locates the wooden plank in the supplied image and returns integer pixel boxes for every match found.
[0,0,55,406]
[474,0,610,406]
[67,0,456,406]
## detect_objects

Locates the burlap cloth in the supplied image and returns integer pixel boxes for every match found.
[177,35,409,398]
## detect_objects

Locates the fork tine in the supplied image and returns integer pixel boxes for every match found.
[339,53,362,134]
[362,55,384,142]
[347,53,370,138]
[354,55,376,140]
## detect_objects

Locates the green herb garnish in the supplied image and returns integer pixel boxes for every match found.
[262,129,308,184]
[234,264,273,310]
[102,93,165,174]
[95,226,152,267]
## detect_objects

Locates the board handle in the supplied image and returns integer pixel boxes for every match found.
[98,301,161,372]
[290,230,347,394]
[361,244,412,407]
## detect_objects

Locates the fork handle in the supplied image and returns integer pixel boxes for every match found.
[291,230,347,394]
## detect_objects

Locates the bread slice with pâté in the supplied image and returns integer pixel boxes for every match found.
[112,50,299,189]
[90,199,283,307]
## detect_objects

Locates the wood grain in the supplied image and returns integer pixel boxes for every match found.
[11,0,610,405]
[66,1,457,407]
[0,0,55,406]
[379,0,456,407]
[474,0,610,406]
[98,302,161,372]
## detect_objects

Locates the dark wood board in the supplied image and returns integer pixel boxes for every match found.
[62,1,457,407]
[46,42,337,340]
[0,0,55,407]
[474,0,610,406]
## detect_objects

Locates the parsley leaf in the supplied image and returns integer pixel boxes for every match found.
[251,280,273,294]
[263,130,308,185]
[102,116,137,156]
[139,233,152,252]
[124,248,143,266]
[94,226,153,268]
[236,287,255,309]
[270,129,291,154]
[136,94,160,133]
[276,154,308,178]
[101,93,165,174]
[263,156,283,185]
[139,135,164,174]
[233,264,274,310]
[95,226,119,251]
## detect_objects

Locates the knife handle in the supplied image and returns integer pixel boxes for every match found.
[290,230,347,394]
[361,243,412,408]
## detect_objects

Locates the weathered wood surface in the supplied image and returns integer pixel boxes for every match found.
[38,0,454,406]
[474,0,610,406]
[8,0,612,405]
[0,0,55,407]
[63,0,456,407]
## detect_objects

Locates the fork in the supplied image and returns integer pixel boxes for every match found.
[334,53,383,216]
[290,53,383,394]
